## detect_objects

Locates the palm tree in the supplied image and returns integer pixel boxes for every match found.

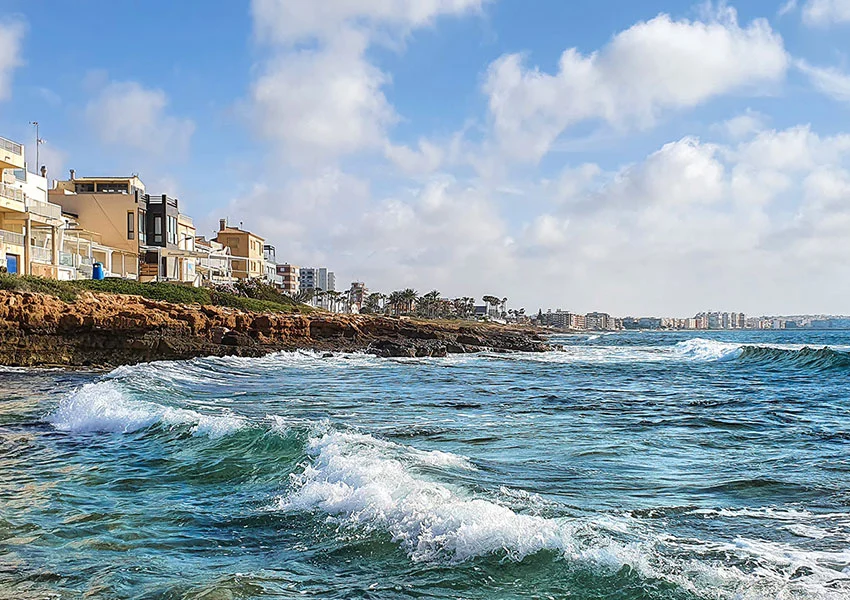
[294,288,315,304]
[388,291,404,316]
[421,290,441,319]
[362,292,382,314]
[402,288,418,315]
[482,295,500,319]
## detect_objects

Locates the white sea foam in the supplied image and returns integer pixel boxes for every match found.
[673,338,743,362]
[48,380,246,438]
[279,430,578,562]
[279,428,850,599]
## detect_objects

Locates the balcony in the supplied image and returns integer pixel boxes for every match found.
[26,197,63,222]
[0,136,24,171]
[0,182,25,213]
[0,229,25,247]
[30,245,52,264]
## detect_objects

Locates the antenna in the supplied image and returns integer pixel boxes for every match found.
[29,121,44,174]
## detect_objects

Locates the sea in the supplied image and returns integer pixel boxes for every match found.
[1,330,849,599]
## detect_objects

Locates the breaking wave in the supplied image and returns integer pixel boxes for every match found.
[737,345,850,370]
[48,380,247,437]
[277,429,850,599]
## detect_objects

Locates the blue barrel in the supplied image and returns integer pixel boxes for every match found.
[92,262,104,280]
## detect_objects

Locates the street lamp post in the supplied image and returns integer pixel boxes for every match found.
[29,121,44,174]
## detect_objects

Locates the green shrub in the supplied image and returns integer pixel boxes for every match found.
[0,274,310,314]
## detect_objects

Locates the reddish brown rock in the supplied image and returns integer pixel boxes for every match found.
[0,290,550,367]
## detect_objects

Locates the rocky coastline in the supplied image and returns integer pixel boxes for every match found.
[0,290,551,368]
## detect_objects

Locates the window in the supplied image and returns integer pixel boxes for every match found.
[138,210,146,243]
[97,182,129,194]
[153,216,163,244]
[166,216,177,245]
[127,211,134,240]
[75,183,95,193]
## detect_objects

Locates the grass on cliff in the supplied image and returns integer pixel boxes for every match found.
[0,274,311,314]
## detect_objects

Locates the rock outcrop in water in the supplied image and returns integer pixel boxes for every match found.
[0,290,550,367]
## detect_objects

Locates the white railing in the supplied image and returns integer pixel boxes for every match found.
[0,182,24,203]
[0,137,22,156]
[26,198,62,220]
[0,229,25,246]
[30,246,52,263]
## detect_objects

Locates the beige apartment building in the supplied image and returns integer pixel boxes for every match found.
[214,219,265,280]
[49,173,145,278]
[0,136,65,276]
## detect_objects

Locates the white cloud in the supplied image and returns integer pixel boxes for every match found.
[0,20,25,101]
[251,31,395,165]
[249,0,484,164]
[797,59,850,103]
[251,0,485,44]
[484,7,788,162]
[213,124,850,314]
[716,109,768,139]
[779,0,798,16]
[85,80,195,159]
[385,138,445,175]
[802,0,850,25]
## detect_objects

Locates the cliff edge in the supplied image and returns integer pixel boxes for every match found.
[0,291,550,367]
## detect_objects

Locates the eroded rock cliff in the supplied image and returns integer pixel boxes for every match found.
[0,291,550,367]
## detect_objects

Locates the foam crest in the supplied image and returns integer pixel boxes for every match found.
[279,429,850,598]
[674,338,743,362]
[48,380,245,438]
[279,430,574,562]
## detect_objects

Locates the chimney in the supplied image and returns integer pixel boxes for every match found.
[219,218,226,231]
[69,169,76,180]
[40,166,47,179]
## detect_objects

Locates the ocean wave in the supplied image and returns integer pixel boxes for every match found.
[674,338,743,362]
[279,429,579,563]
[278,428,850,598]
[737,345,850,370]
[47,380,246,438]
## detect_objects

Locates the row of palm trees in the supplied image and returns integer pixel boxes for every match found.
[360,290,517,320]
[295,285,520,321]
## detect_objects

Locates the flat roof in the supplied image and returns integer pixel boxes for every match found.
[217,227,264,238]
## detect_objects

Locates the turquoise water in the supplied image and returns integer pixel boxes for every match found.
[1,331,849,599]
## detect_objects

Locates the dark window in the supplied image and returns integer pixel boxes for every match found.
[75,183,95,193]
[138,210,146,243]
[127,211,134,240]
[97,182,129,193]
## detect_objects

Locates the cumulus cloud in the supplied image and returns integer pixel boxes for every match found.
[232,3,850,315]
[251,31,395,165]
[251,0,485,44]
[0,20,25,101]
[212,123,850,315]
[483,6,788,162]
[802,0,850,25]
[85,80,195,159]
[249,0,484,164]
[716,109,768,140]
[797,60,850,103]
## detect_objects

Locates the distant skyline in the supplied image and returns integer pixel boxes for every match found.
[2,0,850,314]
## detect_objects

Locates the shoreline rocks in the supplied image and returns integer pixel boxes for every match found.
[0,290,551,368]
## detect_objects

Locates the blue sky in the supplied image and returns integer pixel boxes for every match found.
[2,0,850,314]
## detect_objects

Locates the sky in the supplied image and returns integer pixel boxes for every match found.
[1,0,850,316]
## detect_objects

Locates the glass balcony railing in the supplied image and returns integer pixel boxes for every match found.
[0,229,25,246]
[26,198,62,220]
[0,137,23,156]
[0,182,24,203]
[30,246,52,263]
